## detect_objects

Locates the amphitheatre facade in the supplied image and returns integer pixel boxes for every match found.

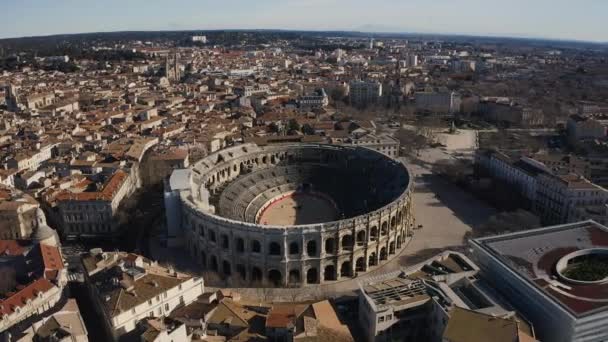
[167,143,414,286]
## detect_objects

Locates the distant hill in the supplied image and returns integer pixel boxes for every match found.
[0,29,604,56]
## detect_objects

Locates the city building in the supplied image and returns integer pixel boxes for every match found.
[164,53,181,82]
[0,185,40,240]
[479,98,544,126]
[345,133,400,158]
[535,173,608,224]
[169,291,353,341]
[475,149,548,204]
[0,212,65,332]
[7,142,56,172]
[81,249,205,340]
[298,88,329,111]
[349,81,383,108]
[442,307,536,342]
[471,220,608,342]
[140,317,188,342]
[415,91,461,114]
[567,114,606,144]
[235,84,270,97]
[358,251,534,342]
[7,298,89,342]
[56,170,138,239]
[191,35,207,43]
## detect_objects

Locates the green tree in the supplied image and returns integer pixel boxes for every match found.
[301,124,315,135]
[287,119,300,133]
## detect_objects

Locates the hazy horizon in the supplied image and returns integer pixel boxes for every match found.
[2,0,607,43]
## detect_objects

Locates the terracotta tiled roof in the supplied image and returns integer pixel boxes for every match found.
[39,244,64,271]
[0,278,55,316]
[0,240,29,256]
[56,170,128,202]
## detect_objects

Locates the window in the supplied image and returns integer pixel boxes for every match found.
[131,308,136,315]
[148,299,152,306]
[163,292,168,299]
[178,284,182,290]
[165,303,170,311]
[378,316,385,323]
[386,314,392,321]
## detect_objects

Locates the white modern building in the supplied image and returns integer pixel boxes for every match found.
[191,35,207,43]
[471,221,608,342]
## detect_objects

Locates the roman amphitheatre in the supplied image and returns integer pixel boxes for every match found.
[170,143,414,287]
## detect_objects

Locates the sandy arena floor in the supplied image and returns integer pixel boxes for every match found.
[258,193,338,226]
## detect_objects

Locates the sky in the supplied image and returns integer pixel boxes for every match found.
[1,0,607,42]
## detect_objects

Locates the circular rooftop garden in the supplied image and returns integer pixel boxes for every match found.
[556,249,608,284]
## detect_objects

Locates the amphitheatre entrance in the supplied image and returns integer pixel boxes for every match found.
[257,191,339,226]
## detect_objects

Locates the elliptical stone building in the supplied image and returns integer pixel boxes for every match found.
[165,143,414,287]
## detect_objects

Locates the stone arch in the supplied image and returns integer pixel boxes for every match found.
[222,260,231,276]
[200,251,206,267]
[251,267,263,283]
[368,252,377,266]
[324,264,336,281]
[288,269,301,284]
[389,241,396,254]
[236,237,245,253]
[210,256,218,272]
[356,230,366,245]
[269,242,281,256]
[325,238,336,254]
[340,261,352,277]
[271,155,276,164]
[341,234,353,250]
[381,222,388,236]
[251,240,261,253]
[236,264,246,280]
[391,216,397,229]
[397,210,402,222]
[370,226,378,241]
[262,155,268,164]
[268,269,282,287]
[355,257,366,272]
[221,234,229,249]
[307,240,317,256]
[307,268,318,284]
[289,242,299,255]
[380,247,387,260]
